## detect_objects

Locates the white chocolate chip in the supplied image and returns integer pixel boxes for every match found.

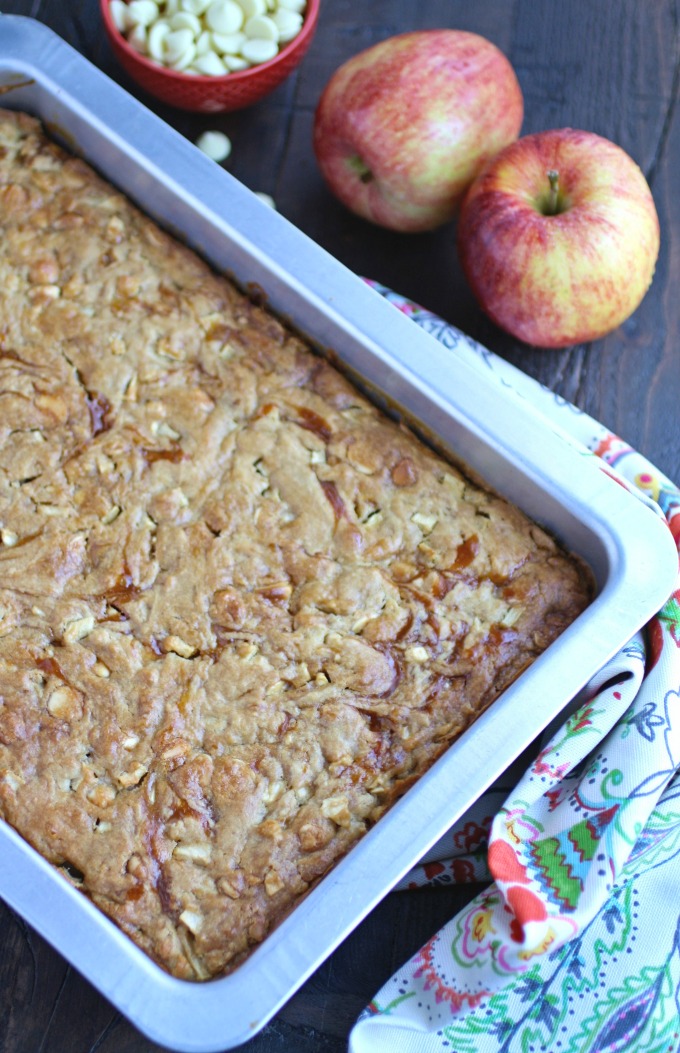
[148,18,171,58]
[161,635,198,659]
[320,794,351,827]
[173,41,198,69]
[110,0,132,31]
[262,778,284,804]
[223,53,250,70]
[163,26,195,62]
[211,29,246,53]
[194,28,212,54]
[118,763,149,788]
[127,0,159,26]
[47,685,80,720]
[179,908,204,934]
[0,529,18,547]
[127,22,148,52]
[152,419,182,439]
[38,504,70,517]
[241,36,278,62]
[405,645,429,664]
[264,868,285,896]
[271,7,301,41]
[101,504,122,524]
[244,13,278,40]
[195,129,232,161]
[162,741,189,761]
[87,783,116,804]
[174,842,213,864]
[219,877,241,898]
[411,512,438,532]
[205,0,244,33]
[236,0,266,16]
[192,51,228,74]
[170,9,202,33]
[62,614,96,643]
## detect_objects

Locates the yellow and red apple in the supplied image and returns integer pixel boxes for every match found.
[457,128,660,347]
[312,30,523,233]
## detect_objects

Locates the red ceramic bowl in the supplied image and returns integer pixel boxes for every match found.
[101,0,320,113]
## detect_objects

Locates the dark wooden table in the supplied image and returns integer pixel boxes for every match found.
[1,2,678,1051]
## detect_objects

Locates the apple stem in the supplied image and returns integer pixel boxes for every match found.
[546,169,560,215]
[348,155,374,185]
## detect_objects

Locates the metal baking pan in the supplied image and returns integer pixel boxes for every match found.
[0,16,677,1053]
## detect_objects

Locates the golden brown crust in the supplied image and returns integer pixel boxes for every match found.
[0,108,592,979]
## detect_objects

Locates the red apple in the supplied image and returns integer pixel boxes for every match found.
[312,30,523,233]
[457,128,660,348]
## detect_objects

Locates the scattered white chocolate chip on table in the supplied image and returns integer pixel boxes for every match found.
[195,129,232,160]
[109,0,307,75]
[253,191,276,208]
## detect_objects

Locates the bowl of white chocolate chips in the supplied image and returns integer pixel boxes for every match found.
[101,0,319,111]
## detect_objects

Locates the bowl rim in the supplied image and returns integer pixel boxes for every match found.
[99,0,320,86]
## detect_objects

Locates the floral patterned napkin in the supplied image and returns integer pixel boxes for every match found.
[350,283,680,1053]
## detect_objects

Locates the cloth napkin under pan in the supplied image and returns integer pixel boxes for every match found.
[350,283,680,1053]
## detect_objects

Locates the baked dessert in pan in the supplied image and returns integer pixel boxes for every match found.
[0,108,592,980]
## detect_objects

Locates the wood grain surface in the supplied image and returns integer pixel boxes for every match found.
[0,2,678,1051]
